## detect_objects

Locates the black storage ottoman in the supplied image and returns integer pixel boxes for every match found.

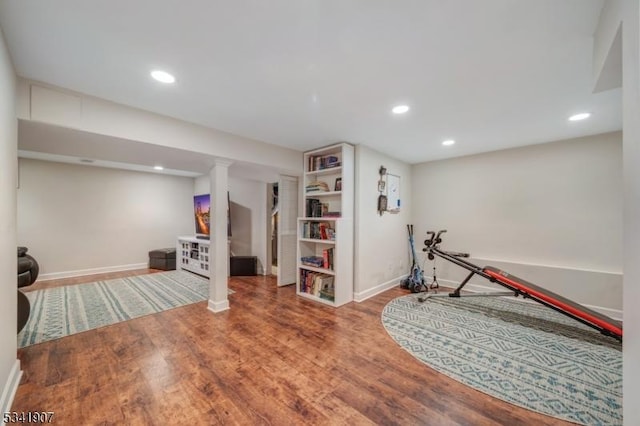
[230,256,257,276]
[149,248,176,271]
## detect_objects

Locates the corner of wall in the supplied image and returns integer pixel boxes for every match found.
[0,360,22,414]
[353,144,412,296]
[0,25,20,417]
[592,0,623,92]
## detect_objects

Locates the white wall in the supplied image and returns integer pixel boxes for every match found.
[411,132,623,311]
[228,178,268,274]
[194,175,268,274]
[354,145,412,300]
[17,159,194,278]
[622,0,640,423]
[0,26,20,414]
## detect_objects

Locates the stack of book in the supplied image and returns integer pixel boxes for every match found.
[300,256,324,268]
[305,181,330,193]
[300,248,333,270]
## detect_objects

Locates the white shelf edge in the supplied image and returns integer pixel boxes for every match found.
[298,216,341,221]
[305,190,341,197]
[298,264,336,275]
[305,166,342,176]
[299,238,336,244]
[304,142,352,156]
[297,291,336,306]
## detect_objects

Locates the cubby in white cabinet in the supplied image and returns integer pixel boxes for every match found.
[297,143,354,307]
[177,236,211,277]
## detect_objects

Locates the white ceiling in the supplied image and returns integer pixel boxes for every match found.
[0,0,621,170]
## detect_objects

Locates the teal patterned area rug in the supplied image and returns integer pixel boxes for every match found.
[382,295,622,425]
[18,270,231,348]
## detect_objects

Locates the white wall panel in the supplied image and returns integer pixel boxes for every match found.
[0,27,19,414]
[354,145,412,298]
[411,132,623,310]
[17,159,194,277]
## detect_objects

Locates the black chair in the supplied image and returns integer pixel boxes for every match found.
[18,246,39,288]
[17,246,38,333]
[17,290,30,333]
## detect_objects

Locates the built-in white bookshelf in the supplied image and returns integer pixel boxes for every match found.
[297,143,354,307]
[177,236,210,277]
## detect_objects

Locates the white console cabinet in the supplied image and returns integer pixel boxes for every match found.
[177,236,211,277]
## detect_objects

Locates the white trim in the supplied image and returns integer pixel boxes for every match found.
[1,360,22,415]
[473,256,621,276]
[581,304,623,322]
[430,257,622,313]
[354,275,406,302]
[18,150,202,178]
[37,263,148,281]
[428,277,623,322]
[207,299,230,313]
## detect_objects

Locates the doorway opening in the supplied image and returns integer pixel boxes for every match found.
[269,182,278,276]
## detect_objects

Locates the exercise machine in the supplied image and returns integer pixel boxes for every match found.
[419,230,623,341]
[427,241,469,291]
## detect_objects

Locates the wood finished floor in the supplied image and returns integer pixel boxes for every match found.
[14,270,572,425]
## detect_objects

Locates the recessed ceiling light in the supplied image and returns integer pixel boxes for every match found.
[442,139,455,146]
[150,70,175,84]
[568,112,591,121]
[154,165,164,170]
[392,105,410,114]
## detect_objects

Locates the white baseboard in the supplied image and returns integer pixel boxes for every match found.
[37,263,148,281]
[207,299,230,313]
[354,274,406,302]
[0,360,22,415]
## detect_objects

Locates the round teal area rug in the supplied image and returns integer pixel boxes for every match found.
[381,294,622,425]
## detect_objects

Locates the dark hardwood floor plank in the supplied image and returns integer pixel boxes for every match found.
[12,271,572,425]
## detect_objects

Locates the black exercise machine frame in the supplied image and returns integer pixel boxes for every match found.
[420,230,622,341]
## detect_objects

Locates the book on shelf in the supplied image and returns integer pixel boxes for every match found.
[306,198,319,217]
[315,274,334,298]
[319,222,328,239]
[308,154,341,171]
[322,247,334,269]
[322,211,341,218]
[325,228,335,240]
[306,198,339,218]
[299,269,335,300]
[301,222,335,240]
[319,285,335,301]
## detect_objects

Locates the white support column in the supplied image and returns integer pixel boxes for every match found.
[207,159,232,313]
